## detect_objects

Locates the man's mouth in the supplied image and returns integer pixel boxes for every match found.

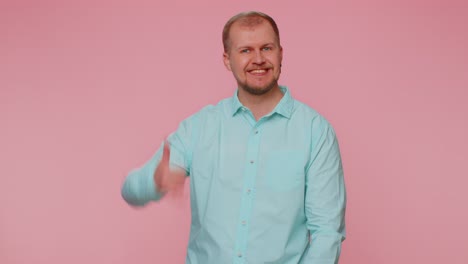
[248,69,269,75]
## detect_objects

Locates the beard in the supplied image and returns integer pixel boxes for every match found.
[238,78,278,96]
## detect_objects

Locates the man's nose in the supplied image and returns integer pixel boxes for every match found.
[253,50,266,64]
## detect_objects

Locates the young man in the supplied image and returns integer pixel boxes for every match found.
[122,11,346,264]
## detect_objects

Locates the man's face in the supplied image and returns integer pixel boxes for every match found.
[223,20,283,96]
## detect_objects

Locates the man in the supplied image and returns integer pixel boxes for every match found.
[122,11,346,264]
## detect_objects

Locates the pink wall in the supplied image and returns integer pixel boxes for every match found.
[2,1,467,263]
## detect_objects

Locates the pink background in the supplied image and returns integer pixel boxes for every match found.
[2,1,467,263]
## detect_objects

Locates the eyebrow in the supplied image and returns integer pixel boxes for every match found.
[236,43,276,50]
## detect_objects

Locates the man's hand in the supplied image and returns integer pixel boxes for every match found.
[154,140,186,196]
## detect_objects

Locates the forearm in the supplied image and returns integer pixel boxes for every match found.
[304,173,346,263]
[121,166,163,206]
[301,230,344,263]
[304,197,346,263]
[303,170,346,263]
[121,147,164,206]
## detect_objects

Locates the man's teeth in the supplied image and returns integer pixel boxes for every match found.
[251,69,267,73]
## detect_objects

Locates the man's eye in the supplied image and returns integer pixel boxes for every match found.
[262,47,272,51]
[241,49,250,53]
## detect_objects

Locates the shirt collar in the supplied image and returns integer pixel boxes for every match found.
[231,86,294,119]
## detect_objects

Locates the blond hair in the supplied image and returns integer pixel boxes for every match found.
[222,11,280,53]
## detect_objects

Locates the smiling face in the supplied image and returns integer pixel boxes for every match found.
[223,19,283,96]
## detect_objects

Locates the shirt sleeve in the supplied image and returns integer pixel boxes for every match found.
[302,116,346,263]
[121,116,196,207]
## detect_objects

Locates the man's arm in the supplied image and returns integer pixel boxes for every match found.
[121,118,194,207]
[302,117,346,263]
[121,145,165,206]
[122,141,187,206]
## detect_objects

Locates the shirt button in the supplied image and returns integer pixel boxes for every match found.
[250,160,254,164]
[241,220,246,225]
[238,252,242,257]
[246,189,251,194]
[254,130,259,134]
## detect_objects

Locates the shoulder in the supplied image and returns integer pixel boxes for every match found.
[292,99,329,122]
[291,99,335,133]
[180,97,231,125]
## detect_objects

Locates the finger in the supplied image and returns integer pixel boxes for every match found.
[161,139,171,164]
[154,165,166,193]
[155,140,171,193]
[168,175,186,199]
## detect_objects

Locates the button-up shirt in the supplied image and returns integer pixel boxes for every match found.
[122,86,346,264]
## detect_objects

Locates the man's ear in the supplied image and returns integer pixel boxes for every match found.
[223,52,232,71]
[279,46,283,64]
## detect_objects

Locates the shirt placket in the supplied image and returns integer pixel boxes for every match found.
[233,112,262,264]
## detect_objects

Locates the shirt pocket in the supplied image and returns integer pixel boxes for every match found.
[190,144,218,181]
[191,154,213,181]
[265,150,304,191]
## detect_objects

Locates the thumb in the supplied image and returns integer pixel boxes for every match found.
[162,139,171,164]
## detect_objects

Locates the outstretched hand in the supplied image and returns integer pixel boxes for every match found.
[154,140,186,197]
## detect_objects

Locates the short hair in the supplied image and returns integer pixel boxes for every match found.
[222,11,280,53]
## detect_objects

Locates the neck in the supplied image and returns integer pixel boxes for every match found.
[238,86,284,121]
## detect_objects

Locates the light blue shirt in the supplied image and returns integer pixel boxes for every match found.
[122,86,346,264]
